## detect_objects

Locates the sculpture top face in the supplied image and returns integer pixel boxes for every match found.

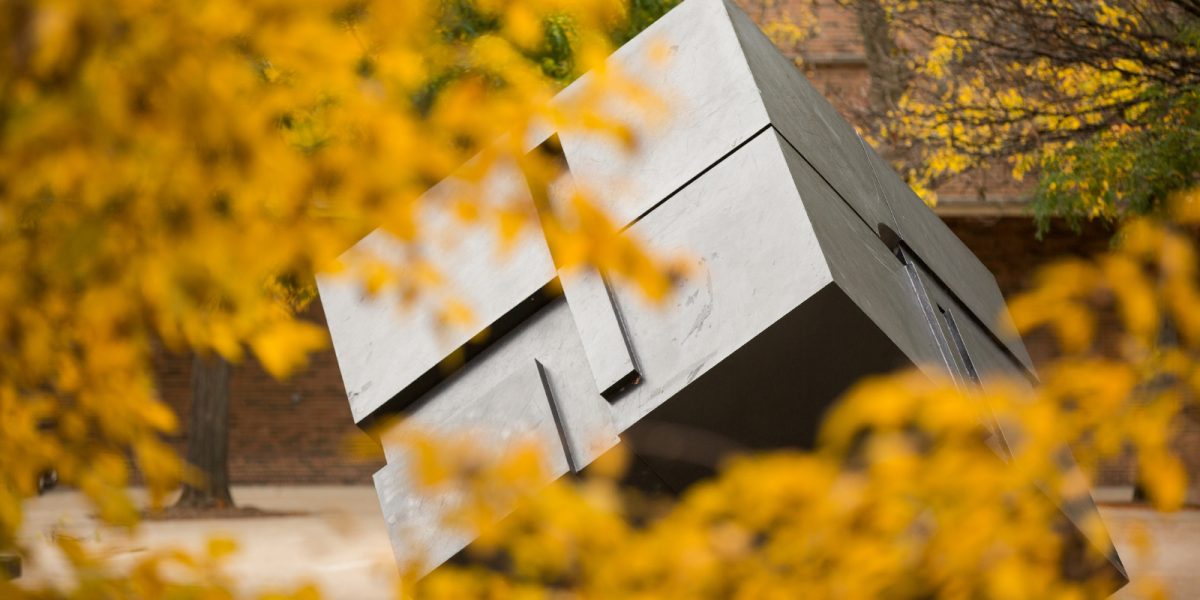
[316,0,1121,580]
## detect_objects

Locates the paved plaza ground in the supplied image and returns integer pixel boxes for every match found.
[14,486,1200,599]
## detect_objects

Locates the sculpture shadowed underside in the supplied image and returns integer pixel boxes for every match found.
[316,0,1127,584]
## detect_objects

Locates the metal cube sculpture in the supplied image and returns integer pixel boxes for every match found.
[317,0,1126,580]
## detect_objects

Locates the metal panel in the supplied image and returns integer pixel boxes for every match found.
[538,359,579,473]
[622,283,919,492]
[372,299,622,574]
[775,132,946,379]
[316,154,557,424]
[861,145,1035,376]
[904,251,1016,451]
[560,264,641,398]
[721,0,899,237]
[373,358,570,575]
[908,260,1123,576]
[603,131,834,432]
[954,291,1123,575]
[321,0,1120,580]
[547,0,771,228]
[904,254,1029,395]
[532,144,642,399]
[378,297,620,470]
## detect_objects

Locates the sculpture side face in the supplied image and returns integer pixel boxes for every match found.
[315,0,1124,580]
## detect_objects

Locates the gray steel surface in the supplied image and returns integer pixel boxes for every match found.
[542,163,642,399]
[870,148,1038,376]
[559,264,641,399]
[373,356,570,572]
[603,130,834,432]
[776,133,946,378]
[545,0,769,228]
[317,0,1123,583]
[719,0,1032,369]
[905,254,1125,577]
[376,297,619,470]
[721,0,899,236]
[316,154,557,424]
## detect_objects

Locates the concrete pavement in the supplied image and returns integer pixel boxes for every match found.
[14,486,1200,599]
[17,487,398,600]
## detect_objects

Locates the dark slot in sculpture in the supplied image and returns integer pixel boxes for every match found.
[316,0,1127,585]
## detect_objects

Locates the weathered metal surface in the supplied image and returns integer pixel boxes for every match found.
[546,0,769,228]
[720,0,899,236]
[316,155,557,425]
[776,133,946,378]
[719,0,1033,374]
[603,130,834,432]
[905,253,1125,578]
[559,264,641,399]
[317,0,1122,583]
[373,358,570,574]
[543,163,642,399]
[375,297,620,470]
[867,146,1038,376]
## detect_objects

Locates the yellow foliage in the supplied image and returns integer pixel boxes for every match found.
[388,203,1196,599]
[871,0,1183,208]
[0,0,692,594]
[1,0,1194,598]
[207,538,238,560]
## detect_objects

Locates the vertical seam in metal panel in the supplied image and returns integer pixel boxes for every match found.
[599,270,643,377]
[940,306,1014,463]
[536,359,578,473]
[900,248,964,384]
[902,246,1040,386]
[854,131,1040,384]
[940,307,982,388]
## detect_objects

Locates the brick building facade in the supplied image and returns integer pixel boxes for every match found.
[150,0,1197,493]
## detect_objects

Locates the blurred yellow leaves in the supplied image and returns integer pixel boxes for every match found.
[248,320,329,380]
[1005,194,1200,514]
[207,537,237,560]
[394,198,1200,599]
[0,0,682,595]
[2,0,1196,598]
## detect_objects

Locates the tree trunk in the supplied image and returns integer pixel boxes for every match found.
[175,352,234,509]
[854,0,911,115]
